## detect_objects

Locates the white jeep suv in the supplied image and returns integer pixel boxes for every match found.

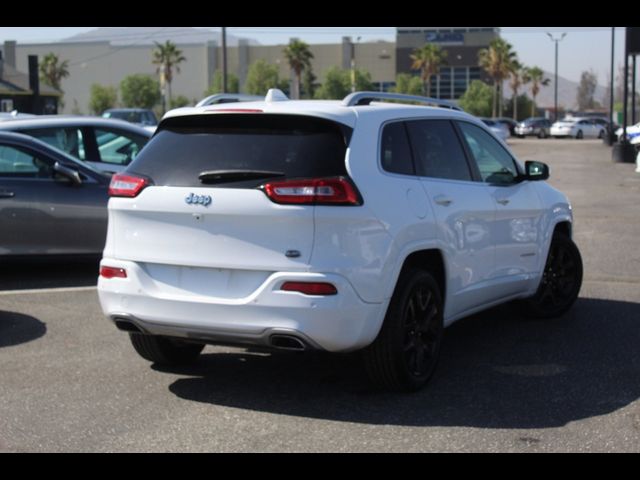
[98,90,583,392]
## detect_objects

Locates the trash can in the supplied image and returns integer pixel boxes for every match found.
[612,142,636,163]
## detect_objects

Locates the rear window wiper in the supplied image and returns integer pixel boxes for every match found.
[198,170,286,184]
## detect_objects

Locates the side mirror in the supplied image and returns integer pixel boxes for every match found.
[524,161,550,181]
[53,162,82,186]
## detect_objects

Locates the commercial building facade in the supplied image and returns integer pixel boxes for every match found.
[1,28,496,114]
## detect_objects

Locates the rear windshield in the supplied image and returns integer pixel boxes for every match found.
[127,114,351,187]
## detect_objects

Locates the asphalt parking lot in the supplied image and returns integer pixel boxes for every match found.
[1,138,639,452]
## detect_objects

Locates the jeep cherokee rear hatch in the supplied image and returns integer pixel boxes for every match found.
[106,113,354,275]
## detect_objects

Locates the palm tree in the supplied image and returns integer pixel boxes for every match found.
[479,38,517,117]
[152,40,186,109]
[410,44,447,97]
[508,60,528,121]
[39,53,70,91]
[283,39,314,100]
[523,66,551,117]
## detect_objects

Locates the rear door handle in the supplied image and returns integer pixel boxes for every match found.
[496,198,510,206]
[434,195,453,207]
[0,191,15,199]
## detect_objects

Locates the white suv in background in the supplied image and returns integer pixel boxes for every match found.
[98,90,583,392]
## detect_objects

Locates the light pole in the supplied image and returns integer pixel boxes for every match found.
[547,32,567,122]
[221,26,228,93]
[350,36,361,93]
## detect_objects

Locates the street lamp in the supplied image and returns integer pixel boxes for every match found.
[547,32,567,122]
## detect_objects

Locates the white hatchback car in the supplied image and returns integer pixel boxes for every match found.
[98,90,583,392]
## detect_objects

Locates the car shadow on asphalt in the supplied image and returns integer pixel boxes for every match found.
[0,311,47,348]
[160,297,640,429]
[0,258,100,291]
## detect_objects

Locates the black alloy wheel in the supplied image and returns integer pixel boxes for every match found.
[363,269,444,392]
[522,234,583,319]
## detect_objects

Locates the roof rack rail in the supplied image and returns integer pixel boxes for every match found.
[342,91,462,111]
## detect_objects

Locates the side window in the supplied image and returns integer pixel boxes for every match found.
[0,144,53,178]
[380,122,414,175]
[94,128,148,166]
[457,122,519,185]
[405,119,472,182]
[22,127,85,160]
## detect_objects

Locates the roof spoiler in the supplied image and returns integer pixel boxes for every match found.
[342,91,462,111]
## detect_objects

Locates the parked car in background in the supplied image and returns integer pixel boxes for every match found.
[479,118,510,142]
[0,131,109,257]
[0,111,36,122]
[515,118,552,138]
[550,117,606,139]
[196,93,263,107]
[494,117,517,137]
[102,108,158,133]
[615,122,640,142]
[0,117,152,174]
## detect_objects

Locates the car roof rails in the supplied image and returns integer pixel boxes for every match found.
[342,91,462,111]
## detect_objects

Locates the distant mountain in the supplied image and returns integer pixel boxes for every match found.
[61,27,260,47]
[504,70,607,111]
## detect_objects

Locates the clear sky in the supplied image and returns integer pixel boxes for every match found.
[0,27,631,84]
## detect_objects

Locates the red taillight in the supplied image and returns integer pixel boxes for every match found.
[100,266,127,279]
[109,174,149,198]
[281,282,338,296]
[263,177,360,205]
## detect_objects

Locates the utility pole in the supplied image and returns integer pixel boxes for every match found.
[350,36,361,93]
[610,27,615,129]
[547,32,567,123]
[221,27,228,93]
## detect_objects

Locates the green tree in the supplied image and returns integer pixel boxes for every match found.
[314,67,348,99]
[458,80,494,117]
[314,67,373,100]
[170,95,191,109]
[245,60,280,95]
[205,70,239,95]
[120,74,161,109]
[302,68,318,99]
[39,52,70,108]
[152,40,186,108]
[283,39,314,99]
[410,44,447,97]
[393,73,423,95]
[89,84,118,115]
[504,94,534,122]
[576,69,598,111]
[523,66,550,117]
[508,60,528,121]
[479,38,517,117]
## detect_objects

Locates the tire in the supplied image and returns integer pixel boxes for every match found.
[363,269,444,392]
[129,333,205,365]
[521,233,583,319]
[576,130,583,140]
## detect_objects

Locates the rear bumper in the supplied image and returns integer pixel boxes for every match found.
[97,259,384,352]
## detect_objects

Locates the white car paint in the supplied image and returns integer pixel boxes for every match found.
[98,91,574,353]
[551,117,605,139]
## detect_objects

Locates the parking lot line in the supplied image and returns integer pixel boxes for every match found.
[0,285,97,296]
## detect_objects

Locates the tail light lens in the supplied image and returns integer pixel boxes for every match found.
[100,266,127,279]
[109,174,149,198]
[281,282,338,296]
[262,177,360,206]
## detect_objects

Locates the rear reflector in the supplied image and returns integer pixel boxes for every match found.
[263,177,360,205]
[100,266,127,279]
[281,281,338,296]
[109,174,149,198]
